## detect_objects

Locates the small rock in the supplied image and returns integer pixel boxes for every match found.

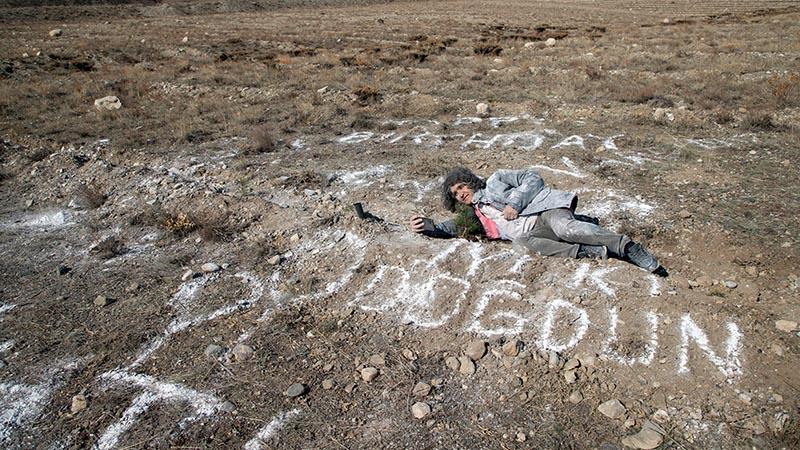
[621,420,665,449]
[770,412,788,434]
[368,354,385,366]
[653,108,674,122]
[568,391,583,404]
[231,344,254,361]
[49,29,63,37]
[598,399,626,419]
[662,18,671,24]
[563,369,577,384]
[267,255,281,265]
[220,400,237,413]
[411,402,431,419]
[695,275,713,288]
[290,233,300,243]
[548,351,562,369]
[284,383,306,397]
[201,262,221,273]
[360,367,379,382]
[502,340,520,357]
[402,349,417,361]
[545,37,556,47]
[465,340,486,360]
[651,409,669,424]
[678,209,692,219]
[322,379,335,390]
[93,295,112,307]
[524,42,536,48]
[430,378,443,387]
[25,199,34,208]
[204,344,224,359]
[742,417,766,435]
[775,320,798,332]
[412,382,431,397]
[94,96,122,111]
[125,282,139,293]
[182,36,189,43]
[723,280,738,289]
[516,432,527,442]
[343,383,356,394]
[71,394,87,414]
[564,358,580,371]
[476,103,490,116]
[57,265,71,276]
[445,356,460,372]
[458,356,476,376]
[181,269,196,281]
[577,353,596,367]
[746,266,758,277]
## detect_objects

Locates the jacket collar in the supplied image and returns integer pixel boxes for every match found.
[471,188,487,205]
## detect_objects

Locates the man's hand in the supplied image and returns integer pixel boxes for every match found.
[502,205,519,220]
[409,215,427,233]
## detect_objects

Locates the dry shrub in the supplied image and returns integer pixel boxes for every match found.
[90,236,127,259]
[162,212,198,236]
[768,73,799,107]
[584,65,604,81]
[197,215,240,242]
[741,112,778,131]
[714,109,734,125]
[248,125,276,153]
[353,85,382,106]
[75,184,106,209]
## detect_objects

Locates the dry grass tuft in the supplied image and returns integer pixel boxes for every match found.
[352,85,382,106]
[162,212,198,236]
[248,125,276,153]
[768,73,799,107]
[741,112,779,131]
[75,184,106,209]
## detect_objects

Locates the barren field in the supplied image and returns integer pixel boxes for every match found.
[1,0,799,449]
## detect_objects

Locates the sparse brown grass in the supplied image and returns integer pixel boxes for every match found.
[768,72,800,107]
[74,184,106,209]
[247,125,276,153]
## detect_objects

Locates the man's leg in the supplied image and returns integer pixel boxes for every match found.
[538,208,631,257]
[512,236,580,258]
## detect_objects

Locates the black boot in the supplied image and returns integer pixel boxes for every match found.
[624,242,659,272]
[577,245,608,260]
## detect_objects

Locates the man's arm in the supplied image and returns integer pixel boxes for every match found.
[487,169,545,213]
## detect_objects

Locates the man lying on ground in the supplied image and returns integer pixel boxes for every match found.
[409,167,661,273]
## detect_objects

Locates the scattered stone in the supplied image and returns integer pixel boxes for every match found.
[621,420,665,449]
[624,417,637,428]
[181,269,196,281]
[430,378,443,387]
[775,320,798,332]
[70,394,87,414]
[516,432,527,442]
[746,266,758,277]
[57,265,71,276]
[343,383,356,394]
[322,379,335,390]
[678,209,692,219]
[476,103,490,116]
[411,402,431,419]
[502,340,520,357]
[651,409,669,424]
[93,295,112,307]
[742,417,766,435]
[598,399,627,419]
[577,353,597,367]
[524,42,536,48]
[402,349,417,361]
[458,356,476,376]
[445,356,460,372]
[368,354,385,366]
[662,18,671,24]
[465,340,486,360]
[548,351,562,369]
[182,36,189,43]
[231,344,254,361]
[125,282,140,293]
[290,233,301,243]
[201,262,221,273]
[568,391,583,404]
[204,344,224,359]
[770,412,788,434]
[564,358,580,371]
[723,280,738,289]
[653,108,674,122]
[412,382,431,397]
[49,29,62,37]
[695,275,713,288]
[360,367,379,382]
[284,383,306,397]
[563,369,577,384]
[94,96,122,111]
[267,255,281,265]
[545,37,557,47]
[220,400,237,413]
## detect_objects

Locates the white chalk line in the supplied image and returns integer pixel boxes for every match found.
[243,409,301,450]
[677,314,743,381]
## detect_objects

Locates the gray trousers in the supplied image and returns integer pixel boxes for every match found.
[512,208,630,258]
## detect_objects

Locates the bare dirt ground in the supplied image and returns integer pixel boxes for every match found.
[1,0,799,449]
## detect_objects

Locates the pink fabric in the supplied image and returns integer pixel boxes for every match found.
[474,206,500,240]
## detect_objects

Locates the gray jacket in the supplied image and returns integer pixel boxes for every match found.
[425,169,577,239]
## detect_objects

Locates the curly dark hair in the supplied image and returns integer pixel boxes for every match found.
[441,167,486,212]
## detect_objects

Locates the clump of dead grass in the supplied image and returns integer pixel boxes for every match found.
[90,236,128,260]
[248,125,276,153]
[767,73,799,108]
[352,85,382,106]
[741,112,779,131]
[74,184,106,209]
